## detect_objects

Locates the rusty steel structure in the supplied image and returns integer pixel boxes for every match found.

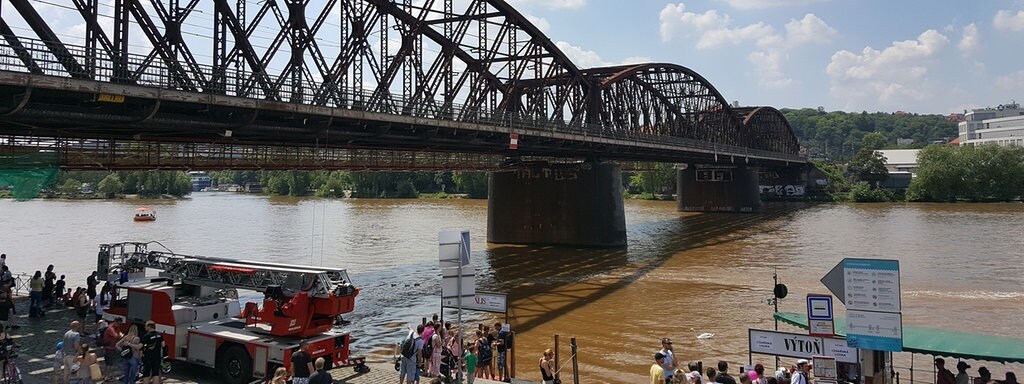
[0,0,803,170]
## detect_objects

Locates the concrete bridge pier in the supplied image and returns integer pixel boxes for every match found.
[677,164,762,212]
[487,161,626,247]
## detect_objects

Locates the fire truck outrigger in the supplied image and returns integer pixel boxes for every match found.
[97,242,369,384]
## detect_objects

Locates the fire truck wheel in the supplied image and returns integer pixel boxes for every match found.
[217,345,253,384]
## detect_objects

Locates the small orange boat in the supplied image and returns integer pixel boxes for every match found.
[134,207,156,222]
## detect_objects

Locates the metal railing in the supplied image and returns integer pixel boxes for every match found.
[0,35,805,163]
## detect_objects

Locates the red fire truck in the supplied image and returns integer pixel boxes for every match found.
[97,242,368,384]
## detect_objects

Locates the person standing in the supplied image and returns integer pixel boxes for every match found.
[974,367,992,384]
[117,324,142,384]
[718,361,738,384]
[61,321,82,384]
[140,321,164,384]
[495,322,510,382]
[652,353,667,384]
[308,357,331,384]
[428,326,444,378]
[29,271,44,317]
[660,338,678,382]
[755,364,768,384]
[955,362,971,384]
[540,349,555,384]
[100,319,123,381]
[792,360,811,384]
[935,359,956,384]
[86,272,98,303]
[43,265,56,307]
[290,341,314,384]
[707,368,721,384]
[476,330,494,380]
[398,324,424,384]
[464,344,478,384]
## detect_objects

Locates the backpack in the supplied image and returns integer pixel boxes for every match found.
[96,326,109,347]
[423,334,434,357]
[400,336,420,359]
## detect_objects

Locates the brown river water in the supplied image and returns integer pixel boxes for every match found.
[1,194,1022,383]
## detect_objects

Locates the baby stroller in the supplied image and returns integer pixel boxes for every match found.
[437,345,459,384]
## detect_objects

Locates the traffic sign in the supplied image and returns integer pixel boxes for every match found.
[439,230,471,267]
[806,294,834,337]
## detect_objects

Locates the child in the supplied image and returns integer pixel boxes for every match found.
[464,343,477,384]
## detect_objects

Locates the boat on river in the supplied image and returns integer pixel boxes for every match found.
[133,207,156,222]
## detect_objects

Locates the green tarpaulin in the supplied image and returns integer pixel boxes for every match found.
[0,152,59,200]
[775,312,1024,364]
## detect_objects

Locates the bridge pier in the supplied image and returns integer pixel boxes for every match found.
[487,161,626,247]
[677,164,762,213]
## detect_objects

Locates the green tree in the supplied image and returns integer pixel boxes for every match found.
[861,132,889,151]
[59,178,82,195]
[452,172,488,198]
[907,145,1024,202]
[907,145,962,202]
[847,149,889,187]
[628,163,676,197]
[97,173,124,196]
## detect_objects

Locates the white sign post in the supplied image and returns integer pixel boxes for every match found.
[748,329,858,364]
[822,258,903,352]
[439,230,473,384]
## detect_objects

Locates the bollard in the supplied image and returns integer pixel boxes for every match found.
[571,337,579,384]
[554,334,560,383]
[510,330,516,379]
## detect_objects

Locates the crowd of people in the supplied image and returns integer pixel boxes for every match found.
[647,338,1020,384]
[396,315,514,384]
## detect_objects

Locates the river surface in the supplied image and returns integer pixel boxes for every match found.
[1,194,1023,383]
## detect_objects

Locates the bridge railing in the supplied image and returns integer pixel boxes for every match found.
[0,36,804,163]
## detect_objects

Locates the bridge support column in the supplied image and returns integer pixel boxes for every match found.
[677,164,762,212]
[488,162,626,247]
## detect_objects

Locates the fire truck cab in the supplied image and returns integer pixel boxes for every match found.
[99,242,367,384]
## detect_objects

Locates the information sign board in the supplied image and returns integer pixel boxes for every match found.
[442,291,507,313]
[846,310,903,352]
[748,329,858,364]
[842,259,901,312]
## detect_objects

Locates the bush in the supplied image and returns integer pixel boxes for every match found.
[848,181,894,202]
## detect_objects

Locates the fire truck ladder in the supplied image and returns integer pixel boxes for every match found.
[98,242,356,299]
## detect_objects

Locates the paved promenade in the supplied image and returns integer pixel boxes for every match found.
[6,299,530,384]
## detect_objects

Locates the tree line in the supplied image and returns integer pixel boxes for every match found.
[820,144,1024,203]
[783,108,958,161]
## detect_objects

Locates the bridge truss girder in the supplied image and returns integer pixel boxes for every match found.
[0,0,802,162]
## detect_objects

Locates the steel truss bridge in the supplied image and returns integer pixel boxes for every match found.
[0,0,804,170]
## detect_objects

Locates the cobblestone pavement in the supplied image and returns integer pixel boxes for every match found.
[7,298,529,384]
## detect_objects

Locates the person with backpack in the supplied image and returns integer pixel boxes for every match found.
[475,330,493,380]
[495,322,512,382]
[399,324,424,384]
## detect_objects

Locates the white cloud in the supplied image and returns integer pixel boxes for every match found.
[716,0,828,10]
[526,15,551,33]
[958,23,980,53]
[510,0,587,10]
[785,14,838,46]
[826,29,950,109]
[660,4,838,89]
[659,3,731,42]
[993,10,1024,31]
[555,41,650,68]
[697,22,777,49]
[748,50,793,88]
[996,70,1024,91]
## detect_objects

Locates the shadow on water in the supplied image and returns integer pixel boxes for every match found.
[484,202,813,333]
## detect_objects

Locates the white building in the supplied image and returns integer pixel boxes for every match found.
[876,149,919,189]
[958,103,1024,145]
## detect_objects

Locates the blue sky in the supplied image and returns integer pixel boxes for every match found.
[508,0,1024,114]
[9,0,1024,115]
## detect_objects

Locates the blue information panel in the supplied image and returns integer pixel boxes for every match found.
[846,310,903,352]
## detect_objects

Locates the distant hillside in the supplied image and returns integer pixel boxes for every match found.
[781,108,958,161]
